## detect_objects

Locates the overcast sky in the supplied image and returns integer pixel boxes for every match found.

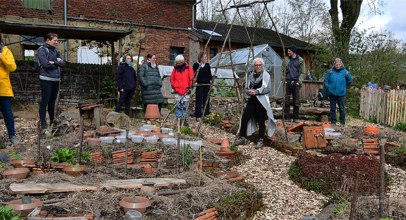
[338,0,405,42]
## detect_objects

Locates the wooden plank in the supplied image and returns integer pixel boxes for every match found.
[10,178,186,194]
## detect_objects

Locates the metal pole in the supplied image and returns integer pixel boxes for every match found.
[79,115,84,164]
[379,144,385,218]
[125,121,129,176]
[349,171,360,220]
[64,0,68,61]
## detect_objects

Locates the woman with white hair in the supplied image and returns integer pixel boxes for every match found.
[115,53,137,115]
[170,54,194,126]
[324,58,353,126]
[234,58,276,149]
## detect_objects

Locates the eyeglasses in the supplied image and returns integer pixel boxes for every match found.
[254,65,262,67]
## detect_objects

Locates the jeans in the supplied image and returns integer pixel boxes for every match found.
[39,80,59,122]
[284,82,300,120]
[115,90,135,115]
[176,101,189,119]
[240,97,267,139]
[195,85,210,118]
[329,95,346,124]
[0,97,16,138]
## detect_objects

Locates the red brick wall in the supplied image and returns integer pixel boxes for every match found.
[0,0,194,28]
[143,27,190,65]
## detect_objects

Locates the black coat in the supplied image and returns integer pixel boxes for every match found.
[116,62,137,91]
[193,62,212,84]
[138,61,164,104]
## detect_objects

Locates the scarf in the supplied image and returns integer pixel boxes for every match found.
[249,70,264,88]
[174,62,187,72]
[150,63,157,68]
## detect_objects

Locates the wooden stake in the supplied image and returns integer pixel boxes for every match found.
[177,119,181,174]
[349,171,360,220]
[125,121,129,176]
[199,146,202,186]
[79,115,84,164]
[379,144,385,218]
[37,120,41,165]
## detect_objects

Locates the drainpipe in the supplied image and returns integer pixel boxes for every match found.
[192,1,202,29]
[64,0,68,61]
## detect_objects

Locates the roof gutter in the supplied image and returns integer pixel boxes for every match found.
[192,1,202,29]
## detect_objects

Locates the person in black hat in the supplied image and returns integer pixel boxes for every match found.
[281,45,305,123]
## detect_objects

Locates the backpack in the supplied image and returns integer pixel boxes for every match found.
[34,46,49,72]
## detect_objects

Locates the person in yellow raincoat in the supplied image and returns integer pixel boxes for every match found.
[0,29,19,145]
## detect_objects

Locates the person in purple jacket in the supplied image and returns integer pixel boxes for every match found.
[115,53,137,115]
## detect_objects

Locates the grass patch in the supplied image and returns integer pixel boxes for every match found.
[394,122,406,132]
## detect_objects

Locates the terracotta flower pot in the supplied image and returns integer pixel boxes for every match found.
[144,104,161,119]
[12,159,35,168]
[119,196,151,213]
[0,149,6,153]
[3,168,30,179]
[151,127,161,133]
[364,125,379,135]
[207,138,222,145]
[140,182,157,194]
[83,132,93,140]
[322,123,331,128]
[220,147,230,152]
[63,165,87,177]
[32,168,56,175]
[87,138,101,146]
[8,199,43,218]
[221,139,229,147]
[144,166,153,175]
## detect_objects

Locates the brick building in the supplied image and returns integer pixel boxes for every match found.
[0,0,196,65]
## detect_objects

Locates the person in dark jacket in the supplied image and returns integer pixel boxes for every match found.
[193,52,212,121]
[115,53,137,115]
[281,45,305,123]
[38,33,66,130]
[324,58,353,126]
[170,55,194,127]
[138,54,164,113]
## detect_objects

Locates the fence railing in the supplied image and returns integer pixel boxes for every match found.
[360,87,406,126]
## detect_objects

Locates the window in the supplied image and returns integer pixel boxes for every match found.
[170,47,184,66]
[210,48,218,59]
[23,0,50,10]
[21,36,44,45]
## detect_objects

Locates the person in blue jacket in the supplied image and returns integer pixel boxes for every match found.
[38,33,66,130]
[115,53,137,115]
[324,58,353,125]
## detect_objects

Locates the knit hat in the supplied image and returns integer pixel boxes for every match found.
[288,45,297,53]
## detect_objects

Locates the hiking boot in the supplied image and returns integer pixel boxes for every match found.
[196,117,201,122]
[293,119,299,123]
[234,136,246,146]
[183,119,189,127]
[255,138,264,149]
[9,137,20,145]
[41,121,49,130]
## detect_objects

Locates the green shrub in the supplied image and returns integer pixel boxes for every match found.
[0,204,23,220]
[394,122,406,132]
[333,202,347,215]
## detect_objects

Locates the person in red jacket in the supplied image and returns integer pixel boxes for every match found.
[170,55,194,126]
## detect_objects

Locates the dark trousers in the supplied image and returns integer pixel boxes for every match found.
[195,85,210,118]
[39,80,59,122]
[0,97,15,138]
[240,97,267,139]
[158,103,163,114]
[284,82,300,120]
[329,95,346,124]
[115,90,135,115]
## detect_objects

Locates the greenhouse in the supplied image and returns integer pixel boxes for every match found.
[208,44,284,97]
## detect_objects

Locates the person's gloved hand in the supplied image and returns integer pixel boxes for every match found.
[187,90,191,95]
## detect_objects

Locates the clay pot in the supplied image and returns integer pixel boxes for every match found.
[151,127,161,133]
[207,138,222,145]
[32,168,56,175]
[3,168,30,179]
[220,147,230,152]
[144,104,161,119]
[50,163,70,169]
[8,199,43,218]
[364,125,379,135]
[87,138,101,146]
[83,132,93,140]
[221,139,229,147]
[119,196,151,213]
[12,159,35,168]
[91,152,105,164]
[144,165,153,175]
[63,165,87,177]
[140,182,157,194]
[0,149,6,153]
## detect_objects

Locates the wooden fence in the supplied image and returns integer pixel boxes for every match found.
[360,87,406,126]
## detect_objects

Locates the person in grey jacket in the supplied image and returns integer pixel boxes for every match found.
[234,58,276,149]
[38,33,66,130]
[138,54,164,113]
